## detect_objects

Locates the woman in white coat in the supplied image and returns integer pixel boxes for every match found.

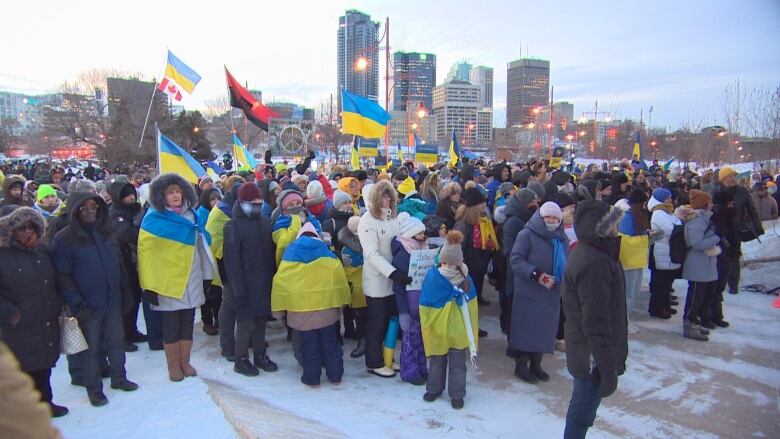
[357,181,406,378]
[648,188,684,318]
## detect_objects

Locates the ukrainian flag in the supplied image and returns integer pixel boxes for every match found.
[164,50,201,94]
[632,132,648,170]
[341,90,392,139]
[350,136,360,170]
[205,161,226,180]
[157,129,206,185]
[232,134,258,171]
[271,235,351,312]
[448,130,461,168]
[419,268,479,357]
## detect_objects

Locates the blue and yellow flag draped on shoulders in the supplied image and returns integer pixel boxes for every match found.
[232,134,258,171]
[138,207,211,299]
[419,268,479,357]
[271,235,350,312]
[157,128,207,185]
[341,90,392,139]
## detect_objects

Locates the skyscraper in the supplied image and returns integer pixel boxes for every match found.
[432,80,491,149]
[506,58,550,127]
[445,61,473,83]
[337,10,379,112]
[390,51,436,112]
[469,66,494,109]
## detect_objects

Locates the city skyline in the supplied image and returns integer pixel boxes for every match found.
[1,0,778,130]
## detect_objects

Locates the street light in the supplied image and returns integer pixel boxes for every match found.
[355,57,368,71]
[193,126,200,133]
[416,101,428,119]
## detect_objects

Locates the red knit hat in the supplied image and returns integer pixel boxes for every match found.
[237,182,262,202]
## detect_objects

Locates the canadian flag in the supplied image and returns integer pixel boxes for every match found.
[158,77,183,101]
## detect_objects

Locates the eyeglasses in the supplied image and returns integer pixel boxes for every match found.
[79,204,100,212]
[16,224,35,232]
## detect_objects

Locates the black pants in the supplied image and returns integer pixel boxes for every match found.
[710,255,735,322]
[727,255,740,293]
[219,284,236,354]
[471,270,486,301]
[235,317,266,359]
[365,295,397,369]
[649,269,676,314]
[160,308,196,344]
[26,368,53,403]
[500,294,513,335]
[683,281,716,324]
[122,290,142,341]
[342,306,367,339]
[556,300,566,340]
[201,284,222,327]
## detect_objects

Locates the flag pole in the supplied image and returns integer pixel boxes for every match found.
[154,123,161,172]
[138,51,168,149]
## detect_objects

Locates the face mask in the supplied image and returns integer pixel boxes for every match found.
[545,221,561,232]
[240,201,262,217]
[286,205,303,215]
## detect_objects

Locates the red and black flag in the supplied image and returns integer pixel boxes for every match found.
[225,67,279,131]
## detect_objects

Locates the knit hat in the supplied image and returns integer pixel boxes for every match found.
[689,189,712,210]
[36,184,57,202]
[198,175,213,189]
[119,184,136,200]
[438,230,464,266]
[527,181,545,199]
[539,201,562,220]
[497,182,515,197]
[667,169,681,182]
[628,188,648,205]
[347,216,360,234]
[515,188,537,207]
[556,192,575,209]
[237,182,262,202]
[552,170,571,186]
[68,178,97,194]
[439,167,451,180]
[652,188,672,203]
[398,212,426,238]
[332,190,352,210]
[306,180,325,205]
[462,187,486,207]
[293,174,308,186]
[279,190,304,210]
[297,221,318,239]
[397,177,416,196]
[718,167,737,181]
[352,170,368,181]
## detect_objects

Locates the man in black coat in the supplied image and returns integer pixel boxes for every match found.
[0,207,68,417]
[561,199,628,438]
[52,193,138,406]
[223,182,278,376]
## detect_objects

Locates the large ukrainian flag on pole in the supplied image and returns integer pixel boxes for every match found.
[341,90,392,139]
[232,134,258,171]
[164,50,201,94]
[350,136,360,170]
[448,130,461,168]
[157,128,206,185]
[632,131,648,171]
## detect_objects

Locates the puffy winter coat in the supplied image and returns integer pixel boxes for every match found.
[682,210,720,282]
[223,203,277,321]
[0,208,62,372]
[562,200,627,380]
[509,212,569,353]
[357,182,400,299]
[650,207,681,270]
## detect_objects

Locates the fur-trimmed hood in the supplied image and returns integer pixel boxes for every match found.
[338,225,362,254]
[148,173,198,212]
[575,199,624,248]
[2,175,27,203]
[0,206,46,248]
[368,180,397,219]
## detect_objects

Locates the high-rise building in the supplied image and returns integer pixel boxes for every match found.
[469,66,494,109]
[432,80,491,149]
[0,91,54,135]
[553,101,574,138]
[445,61,473,83]
[337,9,379,112]
[506,58,550,127]
[390,51,436,112]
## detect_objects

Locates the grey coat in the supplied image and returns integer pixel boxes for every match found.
[509,212,569,353]
[682,209,719,282]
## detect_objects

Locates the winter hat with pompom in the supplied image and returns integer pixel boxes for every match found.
[398,212,426,238]
[347,215,361,233]
[438,230,464,266]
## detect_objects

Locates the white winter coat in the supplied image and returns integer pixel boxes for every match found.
[358,208,400,298]
[650,208,682,271]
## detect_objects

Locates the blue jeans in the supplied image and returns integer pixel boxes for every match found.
[78,307,127,393]
[564,368,602,439]
[298,324,343,386]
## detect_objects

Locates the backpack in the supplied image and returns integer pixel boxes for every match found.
[668,224,687,264]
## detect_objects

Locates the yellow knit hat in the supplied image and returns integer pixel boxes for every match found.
[397,177,416,196]
[718,167,736,181]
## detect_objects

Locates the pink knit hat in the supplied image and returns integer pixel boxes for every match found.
[539,201,562,220]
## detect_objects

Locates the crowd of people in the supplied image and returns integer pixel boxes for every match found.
[0,154,777,438]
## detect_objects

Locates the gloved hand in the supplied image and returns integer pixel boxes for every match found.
[341,252,353,267]
[398,313,412,333]
[389,270,413,285]
[598,369,619,397]
[533,270,556,290]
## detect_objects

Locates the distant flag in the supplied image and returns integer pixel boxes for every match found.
[341,90,392,139]
[663,157,676,171]
[448,130,461,168]
[413,132,422,147]
[632,131,648,170]
[157,128,206,185]
[397,143,404,163]
[225,67,279,131]
[350,136,361,170]
[205,161,226,180]
[158,50,201,102]
[232,134,258,171]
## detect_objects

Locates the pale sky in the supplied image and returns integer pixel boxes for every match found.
[2,0,778,129]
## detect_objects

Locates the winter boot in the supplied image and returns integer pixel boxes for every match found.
[254,352,279,372]
[48,402,69,417]
[713,319,730,328]
[164,343,184,382]
[234,358,259,377]
[451,398,464,409]
[423,392,439,402]
[514,355,538,384]
[683,321,709,341]
[529,353,550,382]
[350,338,366,358]
[179,340,197,377]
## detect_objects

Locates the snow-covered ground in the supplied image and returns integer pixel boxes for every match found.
[51,237,780,439]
